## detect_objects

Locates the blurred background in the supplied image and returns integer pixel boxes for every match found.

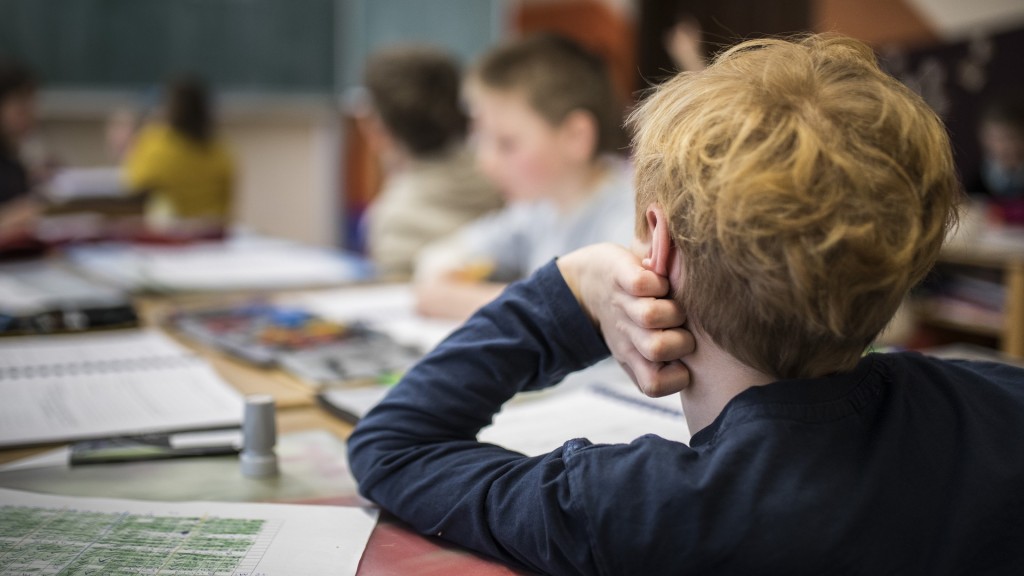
[2,0,1022,248]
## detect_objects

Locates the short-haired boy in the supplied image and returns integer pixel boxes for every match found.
[350,34,1024,575]
[360,46,503,278]
[415,34,635,319]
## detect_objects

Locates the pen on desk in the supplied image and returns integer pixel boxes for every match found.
[69,429,242,466]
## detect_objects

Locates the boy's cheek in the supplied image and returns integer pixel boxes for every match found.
[493,155,556,201]
[520,148,572,197]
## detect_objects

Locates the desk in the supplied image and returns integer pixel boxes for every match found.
[0,286,531,575]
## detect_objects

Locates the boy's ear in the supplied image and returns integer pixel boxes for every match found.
[356,112,392,154]
[560,109,599,163]
[645,204,674,277]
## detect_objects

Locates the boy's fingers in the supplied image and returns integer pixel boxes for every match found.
[640,329,695,363]
[622,356,691,398]
[648,360,691,397]
[622,296,686,330]
[615,264,669,299]
[620,322,695,363]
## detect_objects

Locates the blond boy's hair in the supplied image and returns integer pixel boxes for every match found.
[470,34,624,156]
[630,34,960,379]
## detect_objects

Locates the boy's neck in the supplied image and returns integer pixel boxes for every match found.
[678,329,776,436]
[551,158,610,214]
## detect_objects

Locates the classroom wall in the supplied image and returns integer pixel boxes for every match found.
[37,93,341,247]
[813,0,938,48]
[9,0,506,250]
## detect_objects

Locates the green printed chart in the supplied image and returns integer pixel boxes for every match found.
[0,505,277,575]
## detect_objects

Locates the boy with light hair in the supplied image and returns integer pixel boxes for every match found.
[349,34,1024,575]
[415,35,635,320]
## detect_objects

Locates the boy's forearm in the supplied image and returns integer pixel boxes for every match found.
[347,261,608,507]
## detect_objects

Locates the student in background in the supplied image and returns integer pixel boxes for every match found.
[664,16,707,73]
[349,35,1024,574]
[415,34,635,320]
[964,93,1024,225]
[968,94,1024,198]
[0,58,41,242]
[360,46,503,279]
[122,75,234,236]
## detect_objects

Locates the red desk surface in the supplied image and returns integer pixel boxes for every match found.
[297,496,535,576]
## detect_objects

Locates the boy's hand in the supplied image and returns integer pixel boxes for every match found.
[557,244,694,398]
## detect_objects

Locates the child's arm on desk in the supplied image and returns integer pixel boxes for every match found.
[349,245,692,575]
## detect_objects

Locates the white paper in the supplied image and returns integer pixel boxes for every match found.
[0,330,244,448]
[169,429,244,450]
[479,383,690,456]
[0,261,127,315]
[320,386,391,420]
[0,487,378,576]
[68,236,368,293]
[287,284,459,351]
[321,362,692,457]
[46,166,126,201]
[0,329,189,371]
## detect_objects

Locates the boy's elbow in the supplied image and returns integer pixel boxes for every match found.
[346,423,378,485]
[346,418,408,487]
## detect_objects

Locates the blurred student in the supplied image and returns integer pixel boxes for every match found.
[968,94,1024,198]
[122,75,234,235]
[360,46,503,279]
[665,16,707,73]
[415,35,634,320]
[965,94,1024,225]
[349,35,1024,575]
[0,58,41,242]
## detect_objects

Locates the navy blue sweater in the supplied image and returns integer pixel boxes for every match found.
[348,261,1024,575]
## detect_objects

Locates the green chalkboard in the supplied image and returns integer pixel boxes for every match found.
[336,0,504,89]
[0,0,337,93]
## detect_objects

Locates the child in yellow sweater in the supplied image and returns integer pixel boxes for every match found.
[123,76,233,234]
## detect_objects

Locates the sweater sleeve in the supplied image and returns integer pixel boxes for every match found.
[347,260,611,575]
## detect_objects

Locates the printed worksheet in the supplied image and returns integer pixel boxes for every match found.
[0,488,378,575]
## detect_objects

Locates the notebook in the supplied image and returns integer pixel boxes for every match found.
[0,329,244,448]
[0,261,138,336]
[319,360,691,455]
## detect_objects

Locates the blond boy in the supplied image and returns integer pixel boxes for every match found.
[350,35,1024,575]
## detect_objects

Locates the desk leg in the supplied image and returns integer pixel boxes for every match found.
[1004,261,1024,359]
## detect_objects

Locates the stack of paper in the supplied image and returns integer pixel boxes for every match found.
[0,330,244,448]
[0,261,137,335]
[67,236,371,293]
